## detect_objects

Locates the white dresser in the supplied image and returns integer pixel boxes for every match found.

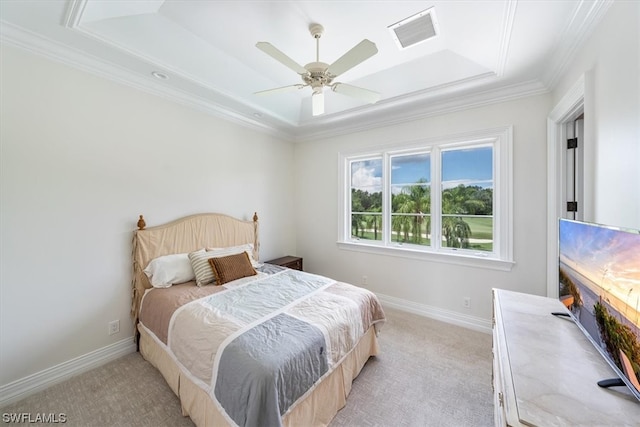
[492,288,640,426]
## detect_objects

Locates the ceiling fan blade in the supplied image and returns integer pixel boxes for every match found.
[255,84,305,96]
[256,42,308,75]
[326,39,378,78]
[332,83,380,104]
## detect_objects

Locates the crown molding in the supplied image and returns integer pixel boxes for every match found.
[542,0,613,90]
[495,0,518,77]
[293,79,548,142]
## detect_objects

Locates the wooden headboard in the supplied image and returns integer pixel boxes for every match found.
[130,212,259,331]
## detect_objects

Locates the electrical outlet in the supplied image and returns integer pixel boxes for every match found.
[108,320,120,335]
[362,275,368,285]
[463,297,471,309]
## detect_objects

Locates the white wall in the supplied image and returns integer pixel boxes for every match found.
[552,0,640,229]
[294,94,552,326]
[0,46,295,386]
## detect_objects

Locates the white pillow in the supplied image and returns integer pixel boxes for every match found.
[206,244,260,267]
[143,252,196,288]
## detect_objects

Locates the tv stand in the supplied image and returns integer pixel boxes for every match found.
[492,289,639,426]
[599,348,640,391]
[598,378,626,388]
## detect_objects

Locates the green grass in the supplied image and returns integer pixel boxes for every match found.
[352,216,493,251]
[353,231,383,241]
[462,217,493,240]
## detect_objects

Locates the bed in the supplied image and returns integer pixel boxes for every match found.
[131,212,386,427]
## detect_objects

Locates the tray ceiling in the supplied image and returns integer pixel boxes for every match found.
[0,1,611,141]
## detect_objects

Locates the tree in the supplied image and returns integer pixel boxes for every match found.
[351,188,382,240]
[365,210,381,240]
[351,189,364,237]
[442,216,471,248]
[354,182,491,246]
[391,179,430,244]
[441,184,493,248]
[392,193,413,242]
[443,184,492,215]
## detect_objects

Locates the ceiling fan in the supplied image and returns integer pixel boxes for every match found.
[255,24,380,116]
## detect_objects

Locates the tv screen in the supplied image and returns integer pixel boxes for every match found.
[559,218,640,401]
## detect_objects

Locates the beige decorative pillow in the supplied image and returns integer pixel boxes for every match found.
[208,251,257,285]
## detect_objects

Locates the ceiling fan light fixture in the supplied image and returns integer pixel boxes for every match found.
[388,7,438,50]
[312,91,324,116]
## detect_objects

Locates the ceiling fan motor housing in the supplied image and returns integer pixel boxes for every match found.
[303,62,333,89]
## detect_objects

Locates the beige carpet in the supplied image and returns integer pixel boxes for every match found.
[1,307,494,426]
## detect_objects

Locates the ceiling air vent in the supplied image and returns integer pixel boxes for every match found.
[388,7,438,50]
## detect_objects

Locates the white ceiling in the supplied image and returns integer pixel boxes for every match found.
[0,0,611,141]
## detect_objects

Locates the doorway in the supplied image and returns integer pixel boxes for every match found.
[546,76,587,297]
[563,114,584,222]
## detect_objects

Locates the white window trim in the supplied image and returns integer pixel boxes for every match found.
[338,126,514,271]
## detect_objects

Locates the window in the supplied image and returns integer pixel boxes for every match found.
[350,158,383,242]
[441,145,493,251]
[390,152,431,246]
[339,126,513,271]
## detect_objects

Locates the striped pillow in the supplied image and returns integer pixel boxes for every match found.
[208,251,257,285]
[188,249,219,287]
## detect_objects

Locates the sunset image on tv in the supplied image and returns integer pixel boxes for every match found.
[559,219,640,399]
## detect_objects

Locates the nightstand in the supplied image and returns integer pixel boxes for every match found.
[265,256,303,271]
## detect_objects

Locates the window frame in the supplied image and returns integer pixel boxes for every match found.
[338,126,514,271]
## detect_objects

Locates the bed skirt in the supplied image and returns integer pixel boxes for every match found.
[138,323,379,427]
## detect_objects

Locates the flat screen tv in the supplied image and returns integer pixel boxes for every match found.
[558,218,640,402]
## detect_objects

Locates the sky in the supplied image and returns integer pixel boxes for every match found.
[351,146,493,192]
[559,219,640,318]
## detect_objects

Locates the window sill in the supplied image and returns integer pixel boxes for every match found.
[336,240,515,272]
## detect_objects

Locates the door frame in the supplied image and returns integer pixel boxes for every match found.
[546,75,587,297]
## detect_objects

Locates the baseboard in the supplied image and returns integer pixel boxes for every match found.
[0,337,136,407]
[376,293,492,334]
